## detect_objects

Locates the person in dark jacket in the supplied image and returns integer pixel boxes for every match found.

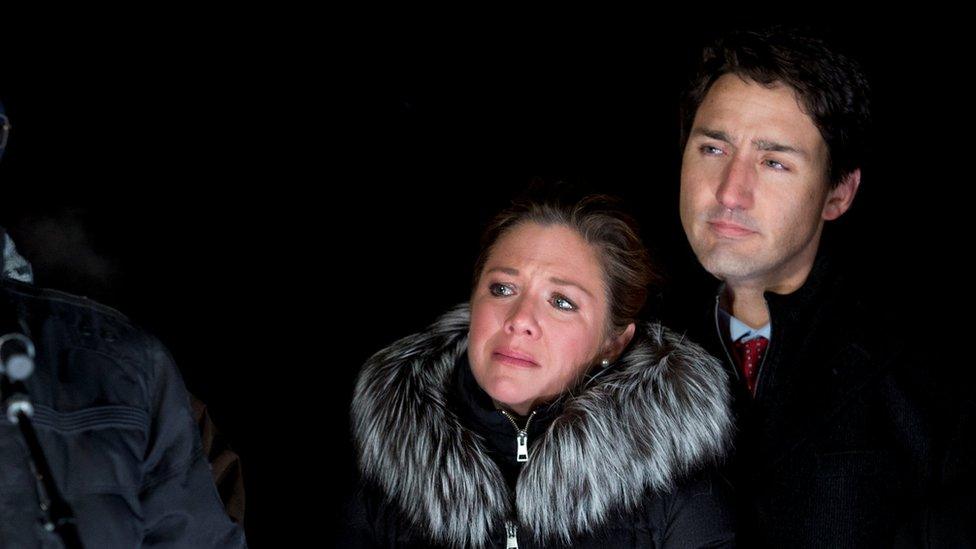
[0,102,245,546]
[667,27,957,547]
[344,193,736,548]
[0,219,246,527]
[0,248,246,547]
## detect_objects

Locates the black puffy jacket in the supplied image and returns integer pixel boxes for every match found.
[343,305,737,548]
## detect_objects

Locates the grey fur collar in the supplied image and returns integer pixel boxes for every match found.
[352,304,732,548]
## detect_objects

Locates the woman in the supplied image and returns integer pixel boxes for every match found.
[345,193,735,548]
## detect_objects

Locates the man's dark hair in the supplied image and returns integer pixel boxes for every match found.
[680,27,871,188]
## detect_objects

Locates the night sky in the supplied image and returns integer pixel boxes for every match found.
[1,13,970,545]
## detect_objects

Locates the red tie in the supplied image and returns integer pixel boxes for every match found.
[733,336,768,395]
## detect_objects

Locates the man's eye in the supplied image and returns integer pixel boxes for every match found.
[700,144,723,156]
[550,294,577,311]
[764,159,787,170]
[489,283,514,297]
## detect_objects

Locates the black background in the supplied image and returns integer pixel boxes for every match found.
[1,12,970,546]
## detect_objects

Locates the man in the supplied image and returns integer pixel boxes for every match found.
[669,27,953,546]
[0,102,246,546]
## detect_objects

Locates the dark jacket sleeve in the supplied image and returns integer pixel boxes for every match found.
[894,394,976,548]
[139,336,247,547]
[660,471,737,548]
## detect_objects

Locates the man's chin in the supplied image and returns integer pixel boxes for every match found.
[699,252,761,281]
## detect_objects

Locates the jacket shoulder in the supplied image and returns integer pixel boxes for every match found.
[1,278,164,381]
[2,277,132,324]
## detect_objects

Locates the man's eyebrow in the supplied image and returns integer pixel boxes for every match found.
[691,127,732,143]
[754,139,809,158]
[692,127,810,159]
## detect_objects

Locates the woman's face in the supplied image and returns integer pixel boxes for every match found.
[468,222,632,416]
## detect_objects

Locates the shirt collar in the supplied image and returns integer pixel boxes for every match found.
[717,300,772,343]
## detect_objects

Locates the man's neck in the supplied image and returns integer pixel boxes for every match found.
[724,285,770,329]
[723,250,820,328]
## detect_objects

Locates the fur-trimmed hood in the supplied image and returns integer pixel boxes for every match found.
[351,304,732,548]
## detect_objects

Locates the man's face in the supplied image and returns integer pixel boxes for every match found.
[679,74,849,292]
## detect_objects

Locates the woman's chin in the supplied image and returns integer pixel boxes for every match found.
[483,381,535,414]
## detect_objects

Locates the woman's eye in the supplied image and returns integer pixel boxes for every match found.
[550,294,577,311]
[489,283,514,297]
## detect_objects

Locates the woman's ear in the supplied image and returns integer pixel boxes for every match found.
[604,323,636,362]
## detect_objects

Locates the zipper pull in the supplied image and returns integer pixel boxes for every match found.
[516,431,528,462]
[505,521,519,549]
[500,409,536,463]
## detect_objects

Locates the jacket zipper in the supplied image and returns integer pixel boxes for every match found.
[499,409,537,463]
[499,411,534,547]
[505,520,519,548]
[714,294,739,382]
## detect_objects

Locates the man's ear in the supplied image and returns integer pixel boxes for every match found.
[823,168,861,221]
